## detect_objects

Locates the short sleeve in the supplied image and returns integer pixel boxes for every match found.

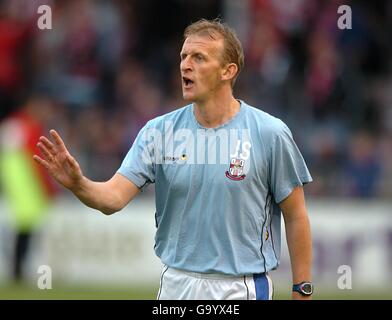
[269,123,312,203]
[117,122,156,191]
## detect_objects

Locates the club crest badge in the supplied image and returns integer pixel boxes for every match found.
[226,158,246,181]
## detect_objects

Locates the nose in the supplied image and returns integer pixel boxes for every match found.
[180,56,192,73]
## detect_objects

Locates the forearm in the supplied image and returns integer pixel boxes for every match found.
[285,214,312,284]
[70,176,123,215]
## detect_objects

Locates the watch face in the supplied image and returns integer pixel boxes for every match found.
[301,283,313,295]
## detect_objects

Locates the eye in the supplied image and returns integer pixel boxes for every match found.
[195,54,204,61]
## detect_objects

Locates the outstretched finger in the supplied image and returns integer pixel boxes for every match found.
[39,136,56,153]
[49,129,67,152]
[33,155,50,170]
[37,142,54,162]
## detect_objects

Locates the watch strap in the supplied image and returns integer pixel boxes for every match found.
[292,281,313,296]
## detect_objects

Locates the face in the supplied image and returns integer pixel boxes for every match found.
[180,35,226,102]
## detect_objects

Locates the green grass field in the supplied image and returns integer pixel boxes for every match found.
[0,284,391,300]
[0,284,158,300]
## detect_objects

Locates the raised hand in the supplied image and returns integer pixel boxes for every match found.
[33,129,83,190]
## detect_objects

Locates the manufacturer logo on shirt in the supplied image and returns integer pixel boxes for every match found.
[225,158,246,181]
[163,154,187,163]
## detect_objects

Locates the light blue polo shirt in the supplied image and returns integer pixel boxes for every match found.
[118,100,312,275]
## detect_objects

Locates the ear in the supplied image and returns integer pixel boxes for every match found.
[221,63,238,82]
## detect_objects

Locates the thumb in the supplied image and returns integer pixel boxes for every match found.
[67,154,79,169]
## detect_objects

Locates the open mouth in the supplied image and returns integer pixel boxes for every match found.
[182,76,194,88]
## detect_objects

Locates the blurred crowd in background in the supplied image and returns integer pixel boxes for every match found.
[1,0,392,199]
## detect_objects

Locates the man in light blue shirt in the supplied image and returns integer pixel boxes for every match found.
[34,19,314,300]
[118,100,312,277]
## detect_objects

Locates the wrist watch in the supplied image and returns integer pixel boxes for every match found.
[292,282,314,296]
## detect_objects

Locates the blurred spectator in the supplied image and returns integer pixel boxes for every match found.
[343,131,382,198]
[0,95,58,282]
[0,0,32,120]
